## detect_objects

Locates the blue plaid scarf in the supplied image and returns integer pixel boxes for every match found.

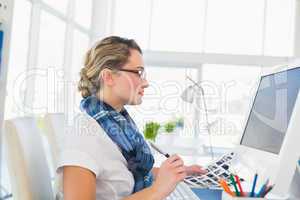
[80,95,154,192]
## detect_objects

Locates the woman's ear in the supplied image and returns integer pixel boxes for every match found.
[100,69,115,86]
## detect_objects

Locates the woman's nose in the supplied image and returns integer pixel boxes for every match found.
[142,78,149,88]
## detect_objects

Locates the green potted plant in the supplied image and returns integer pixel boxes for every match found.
[143,122,161,141]
[164,121,176,133]
[156,120,177,145]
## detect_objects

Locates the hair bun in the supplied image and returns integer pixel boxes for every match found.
[78,68,94,98]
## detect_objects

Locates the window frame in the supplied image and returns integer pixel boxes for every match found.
[23,0,92,114]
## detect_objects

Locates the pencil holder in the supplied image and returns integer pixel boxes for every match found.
[222,192,266,200]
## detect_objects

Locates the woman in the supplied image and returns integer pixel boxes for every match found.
[57,36,206,200]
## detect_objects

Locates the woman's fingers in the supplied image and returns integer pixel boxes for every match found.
[176,171,187,181]
[171,159,184,168]
[166,154,181,163]
[175,166,186,173]
[185,165,208,176]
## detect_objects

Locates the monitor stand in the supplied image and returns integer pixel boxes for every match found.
[288,165,300,199]
[272,166,300,200]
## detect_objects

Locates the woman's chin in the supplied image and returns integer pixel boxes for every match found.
[134,99,143,105]
[127,97,143,105]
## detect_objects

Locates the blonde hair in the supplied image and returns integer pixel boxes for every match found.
[78,36,142,98]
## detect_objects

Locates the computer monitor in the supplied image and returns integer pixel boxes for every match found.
[241,66,300,154]
[234,64,300,199]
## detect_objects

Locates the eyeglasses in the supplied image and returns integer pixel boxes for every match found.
[106,67,147,80]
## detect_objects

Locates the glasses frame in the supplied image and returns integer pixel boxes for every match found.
[106,67,146,80]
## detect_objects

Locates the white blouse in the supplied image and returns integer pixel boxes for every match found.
[56,113,135,200]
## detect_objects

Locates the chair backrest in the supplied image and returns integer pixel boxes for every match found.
[43,113,65,171]
[4,117,53,200]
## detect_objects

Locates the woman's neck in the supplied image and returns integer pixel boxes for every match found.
[97,90,124,112]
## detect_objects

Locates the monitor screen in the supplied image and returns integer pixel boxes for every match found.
[241,67,300,154]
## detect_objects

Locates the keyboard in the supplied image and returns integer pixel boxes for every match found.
[166,182,200,200]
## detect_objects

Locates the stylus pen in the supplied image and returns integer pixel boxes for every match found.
[149,141,170,158]
[256,179,269,197]
[250,173,258,197]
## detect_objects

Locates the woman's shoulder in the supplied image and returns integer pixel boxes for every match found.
[57,112,127,176]
[55,113,105,180]
[59,112,112,152]
[65,112,106,137]
[62,112,123,154]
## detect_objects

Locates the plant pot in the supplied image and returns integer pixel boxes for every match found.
[156,132,177,146]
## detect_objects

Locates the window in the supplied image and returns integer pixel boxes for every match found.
[71,30,89,79]
[5,0,31,119]
[74,0,92,29]
[264,0,295,56]
[112,0,295,149]
[127,66,198,137]
[3,0,32,196]
[38,11,66,68]
[42,0,69,15]
[201,64,262,146]
[113,0,295,56]
[205,0,265,55]
[113,0,152,49]
[33,11,66,114]
[71,29,90,110]
[150,0,206,52]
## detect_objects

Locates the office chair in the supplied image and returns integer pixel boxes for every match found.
[43,113,65,171]
[3,117,54,200]
[43,113,66,199]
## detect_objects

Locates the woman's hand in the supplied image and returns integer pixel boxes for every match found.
[152,155,186,198]
[184,164,207,176]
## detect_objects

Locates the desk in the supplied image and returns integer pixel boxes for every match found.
[191,189,299,200]
[192,188,222,200]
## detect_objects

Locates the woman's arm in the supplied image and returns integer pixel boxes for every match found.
[122,185,162,200]
[63,166,96,200]
[151,167,159,179]
[63,167,162,200]
[63,155,186,200]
